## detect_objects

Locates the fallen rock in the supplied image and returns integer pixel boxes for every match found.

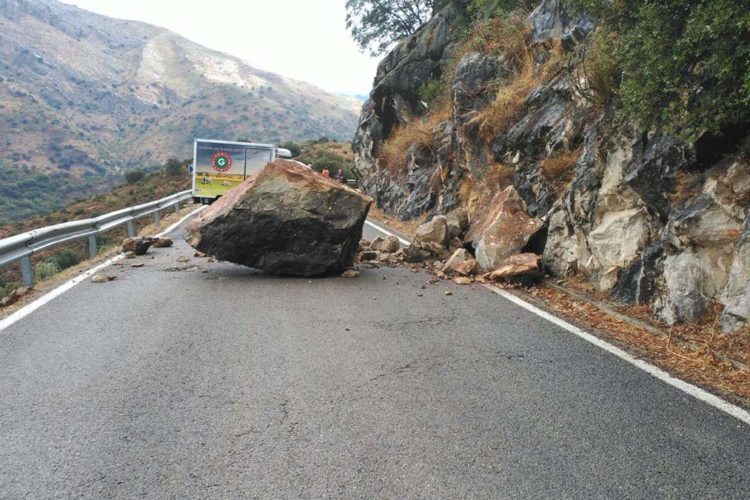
[454,276,473,285]
[193,251,206,258]
[489,253,543,282]
[342,269,360,278]
[0,286,32,308]
[404,244,433,263]
[448,237,465,252]
[370,235,401,253]
[465,186,544,272]
[91,275,116,283]
[176,256,191,263]
[443,248,478,276]
[122,237,155,255]
[415,216,449,248]
[152,237,174,248]
[122,237,156,255]
[360,250,378,261]
[131,263,145,268]
[445,208,469,240]
[186,160,373,276]
[124,251,136,259]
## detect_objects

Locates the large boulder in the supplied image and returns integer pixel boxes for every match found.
[186,160,373,276]
[465,186,544,272]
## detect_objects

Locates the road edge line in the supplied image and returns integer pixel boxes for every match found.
[0,205,205,333]
[364,220,410,246]
[364,219,750,426]
[485,284,750,426]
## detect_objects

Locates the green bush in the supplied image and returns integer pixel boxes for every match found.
[163,158,183,176]
[125,169,146,184]
[0,281,22,299]
[34,261,61,282]
[51,249,81,270]
[566,0,750,139]
[279,141,302,157]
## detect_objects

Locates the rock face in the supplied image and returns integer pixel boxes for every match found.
[353,0,750,330]
[186,160,373,276]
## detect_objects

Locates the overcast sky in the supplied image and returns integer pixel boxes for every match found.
[61,0,380,96]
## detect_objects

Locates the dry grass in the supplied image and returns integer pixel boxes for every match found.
[379,106,450,178]
[468,18,565,144]
[541,147,582,194]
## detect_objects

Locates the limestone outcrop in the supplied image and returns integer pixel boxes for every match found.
[352,0,750,331]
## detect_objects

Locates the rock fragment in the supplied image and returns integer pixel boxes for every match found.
[122,237,155,256]
[0,286,32,308]
[91,275,116,283]
[152,237,174,248]
[489,253,543,282]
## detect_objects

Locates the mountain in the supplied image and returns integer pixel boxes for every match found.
[0,0,362,220]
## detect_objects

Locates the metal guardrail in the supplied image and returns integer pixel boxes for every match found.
[0,190,193,286]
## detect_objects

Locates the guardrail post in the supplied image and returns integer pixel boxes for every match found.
[174,201,180,214]
[154,210,160,226]
[21,256,33,287]
[127,221,135,237]
[88,234,97,258]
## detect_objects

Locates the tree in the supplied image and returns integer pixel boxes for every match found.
[346,0,439,55]
[125,169,146,184]
[279,141,302,157]
[163,158,183,176]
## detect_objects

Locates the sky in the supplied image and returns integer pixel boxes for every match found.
[61,0,381,96]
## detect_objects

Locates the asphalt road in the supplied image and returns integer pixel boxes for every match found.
[0,219,748,498]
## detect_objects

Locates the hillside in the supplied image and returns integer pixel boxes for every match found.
[0,0,362,221]
[352,0,750,333]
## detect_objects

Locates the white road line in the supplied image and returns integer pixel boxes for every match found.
[364,219,750,426]
[364,220,410,246]
[486,285,750,426]
[0,206,206,333]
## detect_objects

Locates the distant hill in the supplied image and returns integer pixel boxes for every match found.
[0,0,362,221]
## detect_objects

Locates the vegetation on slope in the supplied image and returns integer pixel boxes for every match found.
[0,160,191,297]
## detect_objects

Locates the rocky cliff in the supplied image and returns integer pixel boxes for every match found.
[352,0,750,332]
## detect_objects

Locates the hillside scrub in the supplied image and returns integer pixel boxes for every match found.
[566,0,750,139]
[296,141,355,179]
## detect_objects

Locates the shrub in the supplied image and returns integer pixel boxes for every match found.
[0,281,22,299]
[51,249,81,270]
[34,261,61,282]
[279,141,302,157]
[125,169,146,184]
[163,158,183,176]
[567,0,750,139]
[577,30,619,109]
